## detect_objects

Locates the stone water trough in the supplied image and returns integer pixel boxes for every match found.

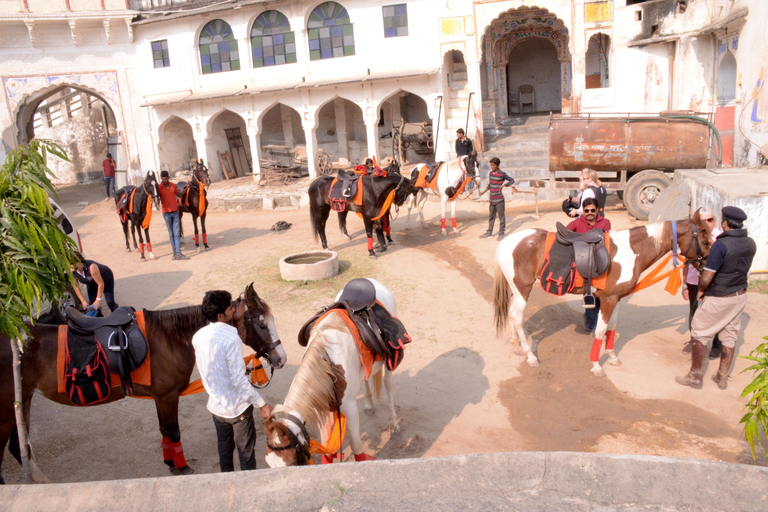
[279,250,339,281]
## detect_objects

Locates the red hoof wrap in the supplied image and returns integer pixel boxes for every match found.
[161,436,172,462]
[146,242,152,253]
[193,234,199,245]
[440,218,446,230]
[367,237,373,251]
[171,440,187,468]
[202,233,207,244]
[139,243,145,255]
[322,453,341,464]
[606,330,616,351]
[451,218,457,229]
[354,453,376,462]
[590,338,603,362]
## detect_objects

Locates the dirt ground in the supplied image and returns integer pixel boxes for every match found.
[3,183,767,484]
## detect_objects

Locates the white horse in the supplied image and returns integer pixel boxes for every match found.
[263,278,400,467]
[406,154,479,235]
[493,216,711,376]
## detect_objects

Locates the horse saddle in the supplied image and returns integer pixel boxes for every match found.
[297,279,411,371]
[424,158,443,184]
[554,222,611,307]
[177,181,190,204]
[329,172,363,212]
[115,186,134,221]
[66,306,148,395]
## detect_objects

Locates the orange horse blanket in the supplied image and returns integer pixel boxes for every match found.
[414,164,440,190]
[57,311,152,394]
[543,232,612,291]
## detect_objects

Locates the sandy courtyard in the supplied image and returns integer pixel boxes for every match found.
[2,182,767,484]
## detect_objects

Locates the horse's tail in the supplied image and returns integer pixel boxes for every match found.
[493,259,511,337]
[309,204,320,243]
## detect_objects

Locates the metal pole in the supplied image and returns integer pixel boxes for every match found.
[464,91,474,135]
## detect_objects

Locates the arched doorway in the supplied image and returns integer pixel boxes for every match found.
[715,49,738,166]
[316,97,367,166]
[157,116,196,176]
[506,38,561,114]
[16,85,119,185]
[480,7,570,124]
[258,103,306,173]
[377,90,431,164]
[206,110,251,181]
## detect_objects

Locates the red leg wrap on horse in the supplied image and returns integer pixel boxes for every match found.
[171,441,187,468]
[161,436,172,461]
[322,454,341,464]
[606,330,616,351]
[451,218,457,229]
[441,218,446,230]
[354,453,376,462]
[590,338,603,362]
[367,238,373,251]
[193,234,199,245]
[202,233,207,244]
[139,243,145,254]
[147,242,152,253]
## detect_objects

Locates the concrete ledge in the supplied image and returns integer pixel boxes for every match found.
[2,452,766,511]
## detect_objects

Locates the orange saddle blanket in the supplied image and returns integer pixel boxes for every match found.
[543,232,612,291]
[414,164,440,190]
[57,311,152,394]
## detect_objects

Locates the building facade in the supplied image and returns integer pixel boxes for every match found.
[1,0,766,185]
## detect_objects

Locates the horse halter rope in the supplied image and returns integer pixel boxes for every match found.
[677,219,706,267]
[267,413,312,466]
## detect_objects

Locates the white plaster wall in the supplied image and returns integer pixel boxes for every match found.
[157,116,196,175]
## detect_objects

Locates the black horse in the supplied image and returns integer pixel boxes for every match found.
[178,162,211,251]
[115,171,160,261]
[309,163,413,258]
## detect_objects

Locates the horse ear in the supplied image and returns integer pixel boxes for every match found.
[246,282,259,307]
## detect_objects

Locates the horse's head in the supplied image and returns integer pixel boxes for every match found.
[194,164,211,187]
[263,409,311,467]
[144,171,161,210]
[233,283,286,369]
[677,208,713,268]
[463,151,480,183]
[383,158,401,176]
[393,175,413,206]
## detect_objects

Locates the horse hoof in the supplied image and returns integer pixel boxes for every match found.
[369,253,377,259]
[591,367,607,378]
[390,421,400,434]
[140,258,147,263]
[608,357,623,367]
[169,465,194,476]
[149,253,156,260]
[453,230,459,236]
[441,230,447,236]
[204,245,210,250]
[526,358,540,368]
[126,248,131,253]
[345,235,351,241]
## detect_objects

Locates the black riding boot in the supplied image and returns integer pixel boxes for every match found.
[675,339,706,389]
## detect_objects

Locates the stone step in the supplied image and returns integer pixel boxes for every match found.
[450,89,471,100]
[450,81,467,91]
[451,72,468,82]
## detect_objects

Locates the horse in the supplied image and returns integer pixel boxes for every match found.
[0,283,286,483]
[405,153,480,235]
[308,167,413,258]
[178,162,211,251]
[115,170,160,261]
[492,212,712,377]
[262,278,400,467]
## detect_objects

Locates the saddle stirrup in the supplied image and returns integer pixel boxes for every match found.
[583,292,596,309]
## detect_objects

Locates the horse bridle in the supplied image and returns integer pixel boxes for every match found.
[266,412,312,466]
[678,219,706,267]
[235,296,281,388]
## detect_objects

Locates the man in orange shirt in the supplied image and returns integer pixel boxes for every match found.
[158,170,188,260]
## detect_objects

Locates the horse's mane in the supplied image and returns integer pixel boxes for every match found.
[249,293,271,317]
[142,305,207,345]
[279,314,348,436]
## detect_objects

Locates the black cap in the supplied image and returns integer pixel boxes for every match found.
[160,170,169,178]
[722,206,747,222]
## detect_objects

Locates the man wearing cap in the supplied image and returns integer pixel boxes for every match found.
[157,170,189,260]
[676,206,756,390]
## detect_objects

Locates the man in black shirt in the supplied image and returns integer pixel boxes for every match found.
[455,128,474,158]
[676,206,756,390]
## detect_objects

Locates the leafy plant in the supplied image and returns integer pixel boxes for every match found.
[740,336,768,459]
[1,139,75,483]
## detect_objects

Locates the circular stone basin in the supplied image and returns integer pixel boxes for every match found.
[279,250,339,281]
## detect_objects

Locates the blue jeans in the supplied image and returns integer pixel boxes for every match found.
[104,176,116,198]
[163,211,181,254]
[584,297,601,332]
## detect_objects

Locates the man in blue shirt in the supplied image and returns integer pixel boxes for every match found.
[676,206,756,390]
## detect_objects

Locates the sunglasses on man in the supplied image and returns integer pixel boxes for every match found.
[583,208,597,213]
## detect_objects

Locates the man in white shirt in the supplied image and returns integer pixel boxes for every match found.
[192,290,272,472]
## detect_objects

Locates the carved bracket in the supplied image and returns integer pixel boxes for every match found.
[124,18,133,43]
[24,20,36,47]
[103,19,111,44]
[68,19,78,46]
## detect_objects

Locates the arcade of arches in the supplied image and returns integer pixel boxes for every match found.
[481,7,571,126]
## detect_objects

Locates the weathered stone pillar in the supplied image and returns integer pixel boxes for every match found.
[280,104,295,148]
[333,98,348,160]
[246,124,262,182]
[303,117,318,179]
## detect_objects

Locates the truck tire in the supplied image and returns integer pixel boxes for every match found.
[624,171,672,221]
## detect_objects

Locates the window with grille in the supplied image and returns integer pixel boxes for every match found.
[307,2,355,61]
[152,39,170,68]
[199,20,240,74]
[251,10,296,67]
[382,4,408,38]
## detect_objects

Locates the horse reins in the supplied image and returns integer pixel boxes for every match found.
[677,219,706,267]
[268,412,312,465]
[239,297,281,389]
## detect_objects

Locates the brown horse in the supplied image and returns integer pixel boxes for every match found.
[0,283,286,483]
[178,162,211,251]
[115,170,160,261]
[493,212,712,377]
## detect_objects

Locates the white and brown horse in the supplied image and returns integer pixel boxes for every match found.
[493,212,712,377]
[406,154,479,235]
[263,278,399,467]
